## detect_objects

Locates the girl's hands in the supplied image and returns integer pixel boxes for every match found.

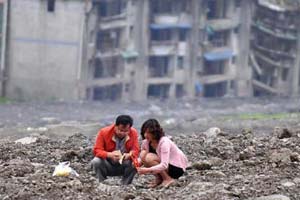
[137,167,151,175]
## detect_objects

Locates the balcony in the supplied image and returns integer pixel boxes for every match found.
[100,12,127,22]
[95,49,122,58]
[153,13,192,25]
[146,78,173,84]
[199,74,235,85]
[99,17,127,30]
[88,78,123,87]
[150,44,175,56]
[206,18,239,32]
[258,0,299,12]
[253,43,296,59]
[203,47,234,62]
[252,21,297,40]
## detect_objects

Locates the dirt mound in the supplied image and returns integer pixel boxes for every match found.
[1,128,300,200]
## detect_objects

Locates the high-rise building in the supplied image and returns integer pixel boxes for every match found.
[251,0,300,97]
[86,0,246,101]
[1,0,299,101]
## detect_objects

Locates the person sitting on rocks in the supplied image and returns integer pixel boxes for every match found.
[137,119,188,188]
[91,115,140,185]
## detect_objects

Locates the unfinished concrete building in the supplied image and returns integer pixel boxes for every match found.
[86,0,244,101]
[1,0,299,101]
[251,0,300,97]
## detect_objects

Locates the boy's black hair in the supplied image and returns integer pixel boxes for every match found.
[115,115,133,127]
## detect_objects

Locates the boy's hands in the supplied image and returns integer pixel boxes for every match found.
[107,150,122,162]
[123,152,132,160]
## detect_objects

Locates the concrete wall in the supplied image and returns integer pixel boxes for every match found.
[6,0,85,101]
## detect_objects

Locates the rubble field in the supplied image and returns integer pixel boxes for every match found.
[0,97,300,200]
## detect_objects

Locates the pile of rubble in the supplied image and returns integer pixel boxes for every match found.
[1,127,300,200]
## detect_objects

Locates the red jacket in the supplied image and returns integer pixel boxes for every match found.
[93,124,140,159]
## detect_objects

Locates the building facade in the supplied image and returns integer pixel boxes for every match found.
[0,0,299,101]
[250,0,300,97]
[86,0,247,101]
[5,0,87,101]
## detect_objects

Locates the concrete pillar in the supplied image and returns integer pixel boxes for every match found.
[225,0,235,95]
[186,0,200,98]
[81,4,99,100]
[235,0,252,97]
[76,5,87,100]
[133,0,149,101]
[0,0,8,97]
[196,0,206,97]
[291,21,300,96]
[169,29,179,99]
[122,0,131,102]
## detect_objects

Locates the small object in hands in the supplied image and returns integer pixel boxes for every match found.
[115,150,124,164]
[52,161,79,177]
[131,154,141,169]
[119,154,125,164]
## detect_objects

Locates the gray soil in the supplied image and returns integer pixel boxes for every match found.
[0,97,300,200]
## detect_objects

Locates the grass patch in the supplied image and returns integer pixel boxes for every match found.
[224,112,300,120]
[0,97,10,104]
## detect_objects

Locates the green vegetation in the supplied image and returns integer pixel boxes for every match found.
[0,97,10,104]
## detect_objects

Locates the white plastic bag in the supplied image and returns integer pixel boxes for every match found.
[52,161,79,177]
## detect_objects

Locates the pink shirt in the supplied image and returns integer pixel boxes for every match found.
[141,136,188,173]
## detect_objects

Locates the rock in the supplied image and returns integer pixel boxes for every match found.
[247,194,290,200]
[242,128,253,135]
[269,148,292,165]
[206,170,226,178]
[293,178,300,184]
[124,193,135,200]
[40,117,60,125]
[31,163,45,168]
[239,146,255,160]
[203,127,221,139]
[192,161,212,170]
[15,137,37,144]
[209,157,224,167]
[280,181,295,188]
[187,181,214,191]
[234,175,244,180]
[148,104,163,115]
[26,127,34,132]
[37,127,48,132]
[275,127,293,139]
[191,118,209,127]
[290,152,300,162]
[163,118,176,125]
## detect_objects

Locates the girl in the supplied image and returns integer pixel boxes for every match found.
[138,119,188,187]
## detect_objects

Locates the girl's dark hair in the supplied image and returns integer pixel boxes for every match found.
[140,119,165,141]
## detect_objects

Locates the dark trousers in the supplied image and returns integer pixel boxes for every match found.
[91,157,137,185]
